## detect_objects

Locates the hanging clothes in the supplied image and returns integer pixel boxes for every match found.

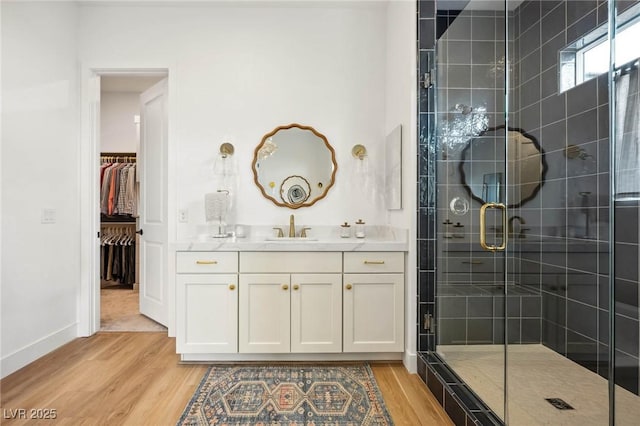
[100,225,136,286]
[100,156,138,218]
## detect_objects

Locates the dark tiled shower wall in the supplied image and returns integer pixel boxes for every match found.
[510,0,640,394]
[417,0,437,355]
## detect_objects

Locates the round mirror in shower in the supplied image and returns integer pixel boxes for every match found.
[459,125,547,208]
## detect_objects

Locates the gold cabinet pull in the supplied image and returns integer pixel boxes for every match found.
[229,284,236,290]
[282,284,289,290]
[195,260,218,265]
[345,284,353,290]
[480,202,508,252]
[293,284,299,290]
[363,260,385,265]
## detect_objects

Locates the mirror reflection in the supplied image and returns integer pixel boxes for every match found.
[460,125,547,208]
[252,124,337,208]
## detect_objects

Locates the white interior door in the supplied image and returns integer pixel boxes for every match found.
[139,78,168,326]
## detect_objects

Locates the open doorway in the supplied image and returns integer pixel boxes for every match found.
[98,73,167,332]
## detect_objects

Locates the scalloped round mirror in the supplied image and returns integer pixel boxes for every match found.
[252,123,337,209]
[460,125,547,208]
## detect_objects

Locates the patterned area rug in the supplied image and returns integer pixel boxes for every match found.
[177,364,393,425]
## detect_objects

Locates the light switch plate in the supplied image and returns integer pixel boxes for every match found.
[41,208,56,224]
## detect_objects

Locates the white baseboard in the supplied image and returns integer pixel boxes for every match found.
[1,323,77,379]
[403,350,417,373]
[180,352,404,362]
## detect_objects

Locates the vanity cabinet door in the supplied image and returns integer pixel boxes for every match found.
[176,274,238,353]
[343,273,404,352]
[290,274,342,353]
[239,274,291,353]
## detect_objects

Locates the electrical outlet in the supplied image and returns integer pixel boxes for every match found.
[178,209,188,223]
[41,208,56,224]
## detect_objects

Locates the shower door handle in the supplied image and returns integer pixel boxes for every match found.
[479,202,507,252]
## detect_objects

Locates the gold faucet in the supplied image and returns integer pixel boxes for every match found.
[289,214,295,238]
[508,215,529,238]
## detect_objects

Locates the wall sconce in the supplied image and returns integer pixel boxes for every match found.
[219,142,235,158]
[352,144,367,160]
[565,144,593,160]
[351,144,372,197]
[213,141,237,181]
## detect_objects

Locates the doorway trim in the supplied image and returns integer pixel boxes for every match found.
[78,63,177,337]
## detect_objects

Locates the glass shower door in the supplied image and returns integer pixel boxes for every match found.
[504,0,627,424]
[432,0,640,424]
[613,0,640,424]
[434,1,509,420]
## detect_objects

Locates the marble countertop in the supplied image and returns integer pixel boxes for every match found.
[173,226,408,252]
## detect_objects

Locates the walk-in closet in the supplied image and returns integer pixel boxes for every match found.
[99,75,166,332]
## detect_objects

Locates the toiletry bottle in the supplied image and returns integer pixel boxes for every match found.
[340,222,351,238]
[354,219,366,238]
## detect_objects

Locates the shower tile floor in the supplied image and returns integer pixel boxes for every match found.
[438,344,640,425]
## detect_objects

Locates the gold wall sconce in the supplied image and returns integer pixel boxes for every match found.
[219,142,235,158]
[564,144,593,160]
[352,144,367,160]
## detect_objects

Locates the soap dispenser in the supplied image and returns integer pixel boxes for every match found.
[354,219,366,238]
[340,222,351,238]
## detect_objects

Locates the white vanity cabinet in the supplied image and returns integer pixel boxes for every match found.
[176,252,238,353]
[175,247,405,360]
[343,252,404,352]
[239,252,343,354]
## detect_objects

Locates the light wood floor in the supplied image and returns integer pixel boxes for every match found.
[0,333,452,425]
[100,288,166,332]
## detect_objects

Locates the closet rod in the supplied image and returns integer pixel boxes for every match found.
[101,152,136,156]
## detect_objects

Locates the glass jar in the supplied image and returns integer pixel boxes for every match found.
[354,219,366,238]
[340,222,351,238]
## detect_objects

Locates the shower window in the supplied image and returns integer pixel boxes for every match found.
[560,3,640,91]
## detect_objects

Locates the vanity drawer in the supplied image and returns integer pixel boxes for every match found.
[344,252,404,273]
[176,252,238,273]
[240,252,342,273]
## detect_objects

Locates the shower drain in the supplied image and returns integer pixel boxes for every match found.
[545,398,575,410]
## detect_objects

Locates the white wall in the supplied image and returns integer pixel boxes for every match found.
[384,0,417,372]
[100,91,139,153]
[0,0,417,377]
[1,1,79,378]
[78,2,389,238]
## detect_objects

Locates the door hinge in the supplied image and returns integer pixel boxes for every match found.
[421,69,435,89]
[424,313,433,332]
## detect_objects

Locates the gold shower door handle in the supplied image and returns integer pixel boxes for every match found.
[479,202,508,252]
